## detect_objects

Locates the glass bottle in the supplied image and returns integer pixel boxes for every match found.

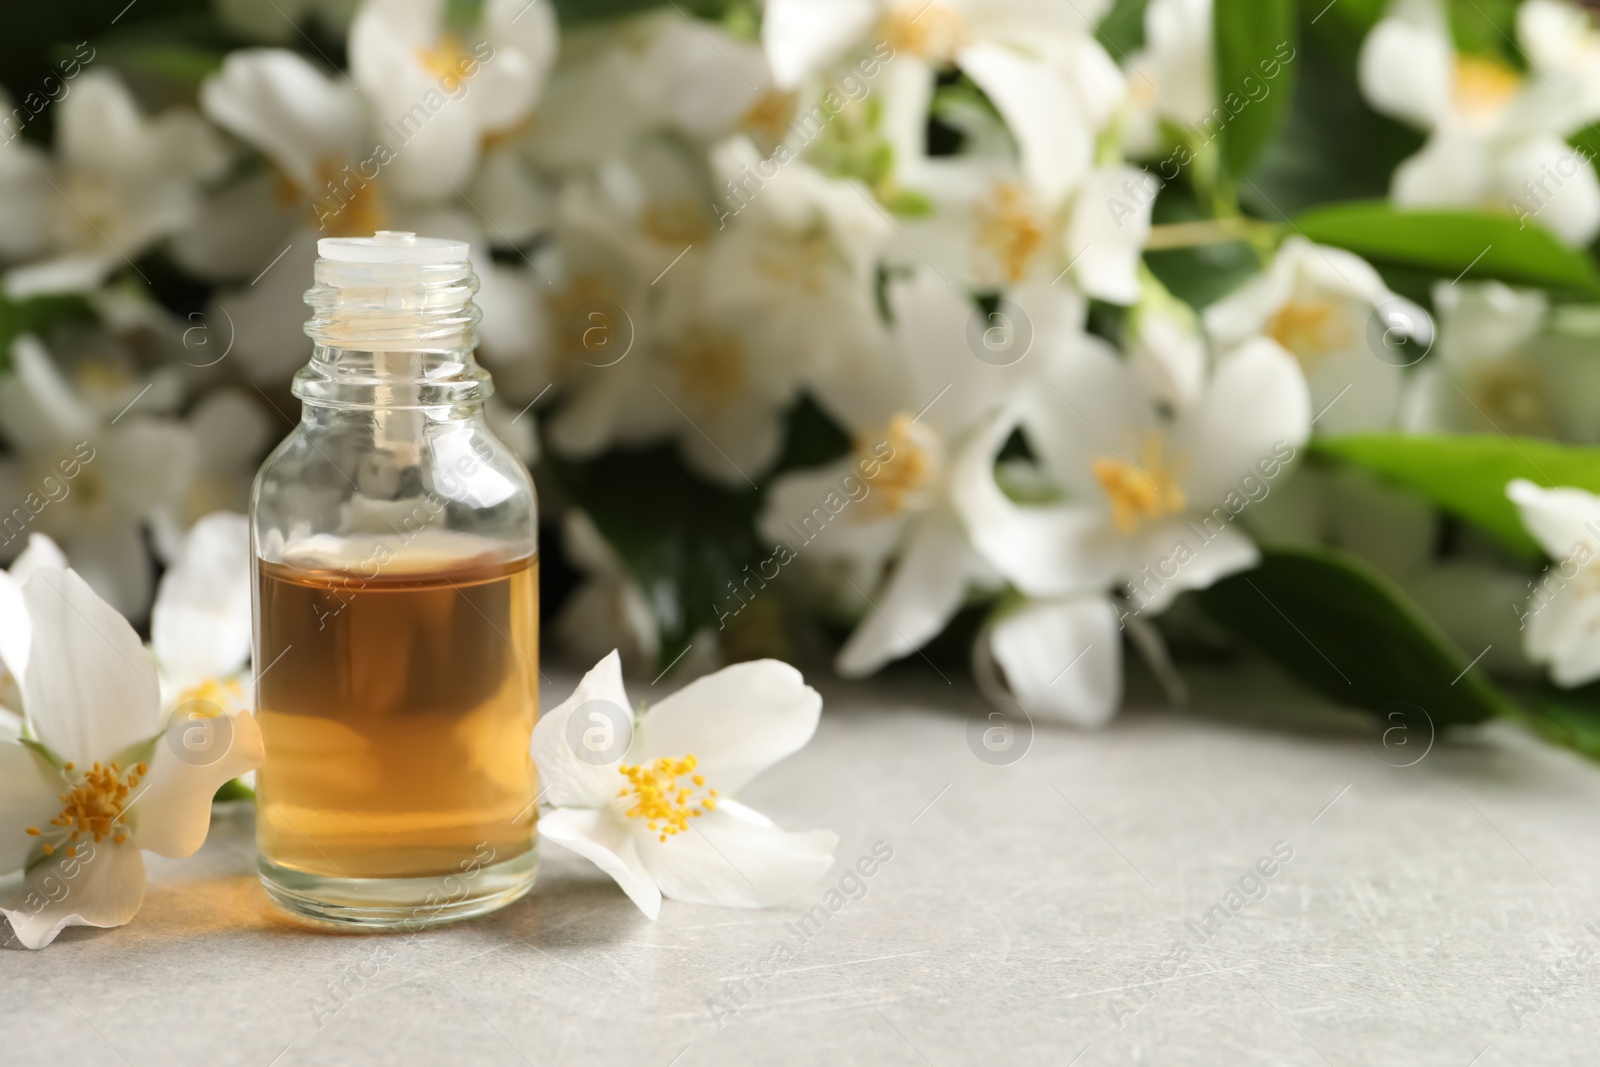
[250,232,539,926]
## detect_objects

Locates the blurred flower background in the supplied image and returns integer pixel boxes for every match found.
[7,0,1600,758]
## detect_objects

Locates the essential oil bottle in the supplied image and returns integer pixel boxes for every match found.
[251,232,539,926]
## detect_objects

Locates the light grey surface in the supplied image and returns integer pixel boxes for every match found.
[6,668,1600,1066]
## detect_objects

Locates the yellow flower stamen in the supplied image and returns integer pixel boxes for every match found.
[642,200,713,246]
[32,760,141,851]
[855,413,936,519]
[741,89,798,149]
[876,1,967,64]
[1093,435,1188,534]
[175,677,244,712]
[310,157,389,239]
[672,324,747,416]
[415,32,473,82]
[1453,54,1521,118]
[975,182,1047,286]
[751,224,840,296]
[1266,297,1355,372]
[619,754,717,842]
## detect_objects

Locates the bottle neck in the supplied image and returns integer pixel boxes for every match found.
[297,250,489,411]
[293,345,492,411]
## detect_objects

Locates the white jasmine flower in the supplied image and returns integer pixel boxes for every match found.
[896,160,1153,304]
[348,0,558,199]
[705,136,890,377]
[1402,281,1600,442]
[954,325,1308,720]
[149,389,274,562]
[151,512,253,715]
[1128,272,1208,411]
[198,50,377,381]
[1358,0,1600,245]
[0,71,228,298]
[958,334,1311,615]
[549,253,806,488]
[527,11,771,171]
[0,336,197,618]
[199,50,547,383]
[1507,479,1600,686]
[1205,238,1408,435]
[762,0,1122,208]
[0,566,263,948]
[532,651,837,918]
[0,533,69,728]
[976,593,1124,727]
[1121,0,1214,158]
[759,271,1051,676]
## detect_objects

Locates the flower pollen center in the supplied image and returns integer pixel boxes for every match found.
[415,32,473,82]
[877,2,967,63]
[1266,296,1354,371]
[175,676,244,714]
[856,412,936,518]
[672,324,747,415]
[311,157,389,239]
[976,182,1046,286]
[741,90,799,150]
[26,760,146,853]
[1453,54,1521,119]
[1469,355,1550,436]
[1093,435,1187,534]
[618,754,718,842]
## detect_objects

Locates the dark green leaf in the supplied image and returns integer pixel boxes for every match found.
[0,293,95,372]
[547,443,761,673]
[1446,0,1522,66]
[1213,0,1298,178]
[1313,434,1600,560]
[1293,200,1600,295]
[1244,13,1422,216]
[96,42,225,86]
[1199,545,1512,724]
[1146,182,1263,308]
[1529,680,1600,762]
[1097,0,1150,57]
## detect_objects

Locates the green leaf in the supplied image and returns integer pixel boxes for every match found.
[212,778,255,803]
[1097,0,1150,56]
[1198,546,1512,724]
[1313,434,1600,560]
[1145,182,1263,308]
[1244,12,1422,216]
[1293,201,1600,295]
[1446,0,1522,66]
[1528,680,1600,762]
[0,293,95,371]
[1213,0,1298,178]
[548,443,761,674]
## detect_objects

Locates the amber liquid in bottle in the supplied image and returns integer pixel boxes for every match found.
[254,550,539,880]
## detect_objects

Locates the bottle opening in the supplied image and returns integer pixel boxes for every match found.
[317,230,471,265]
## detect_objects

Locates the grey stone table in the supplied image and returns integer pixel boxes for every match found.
[6,665,1600,1066]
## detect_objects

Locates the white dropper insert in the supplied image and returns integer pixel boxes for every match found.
[316,230,471,265]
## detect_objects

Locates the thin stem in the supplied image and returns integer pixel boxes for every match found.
[1145,216,1275,250]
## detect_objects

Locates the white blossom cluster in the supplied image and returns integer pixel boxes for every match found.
[2,0,1600,730]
